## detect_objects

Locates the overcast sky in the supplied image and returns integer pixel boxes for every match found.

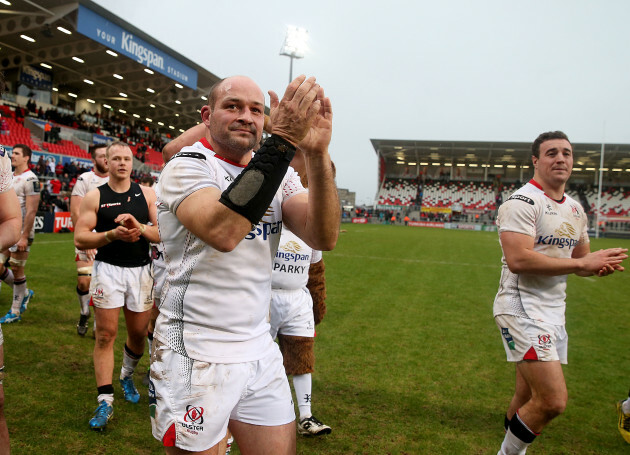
[94,0,630,205]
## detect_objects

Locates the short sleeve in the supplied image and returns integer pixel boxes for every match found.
[497,197,537,238]
[282,167,307,202]
[71,174,87,197]
[25,173,40,195]
[158,155,217,214]
[311,249,323,263]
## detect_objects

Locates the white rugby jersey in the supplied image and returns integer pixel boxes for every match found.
[155,139,307,363]
[71,170,109,197]
[493,179,589,325]
[13,169,39,214]
[272,228,321,290]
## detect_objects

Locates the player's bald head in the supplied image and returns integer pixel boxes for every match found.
[207,76,264,111]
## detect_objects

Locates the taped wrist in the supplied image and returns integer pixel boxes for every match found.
[219,135,296,224]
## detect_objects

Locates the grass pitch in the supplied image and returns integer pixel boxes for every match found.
[1,225,629,454]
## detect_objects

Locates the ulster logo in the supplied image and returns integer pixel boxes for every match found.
[184,405,204,424]
[538,333,552,350]
[182,405,205,434]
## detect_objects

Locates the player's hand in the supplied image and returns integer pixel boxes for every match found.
[85,248,97,261]
[597,262,625,277]
[297,88,332,156]
[111,225,141,243]
[16,237,28,252]
[115,213,141,231]
[582,248,628,275]
[268,75,321,147]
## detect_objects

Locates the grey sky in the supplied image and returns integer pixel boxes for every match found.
[94,0,630,205]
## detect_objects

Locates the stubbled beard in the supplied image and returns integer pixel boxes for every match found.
[95,163,108,174]
[210,123,259,154]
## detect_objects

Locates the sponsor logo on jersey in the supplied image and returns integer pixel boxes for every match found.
[501,327,516,350]
[536,222,578,249]
[275,241,310,262]
[544,203,558,215]
[100,202,122,208]
[556,221,576,237]
[182,405,204,433]
[508,194,534,205]
[244,220,282,241]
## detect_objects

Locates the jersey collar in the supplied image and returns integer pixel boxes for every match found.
[529,179,566,204]
[200,138,247,168]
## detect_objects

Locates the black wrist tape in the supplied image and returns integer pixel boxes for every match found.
[220,135,296,224]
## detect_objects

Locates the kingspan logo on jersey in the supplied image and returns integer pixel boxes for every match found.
[244,207,282,241]
[536,222,578,249]
[276,241,310,262]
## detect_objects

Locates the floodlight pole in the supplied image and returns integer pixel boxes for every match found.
[288,55,294,84]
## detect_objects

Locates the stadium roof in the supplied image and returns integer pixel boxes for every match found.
[0,0,221,132]
[371,138,630,172]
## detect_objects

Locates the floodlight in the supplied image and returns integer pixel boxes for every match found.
[280,25,308,83]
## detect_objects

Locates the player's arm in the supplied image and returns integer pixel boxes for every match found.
[176,187,252,252]
[70,195,83,227]
[0,190,21,251]
[280,90,339,251]
[501,231,627,276]
[16,192,39,251]
[161,123,206,163]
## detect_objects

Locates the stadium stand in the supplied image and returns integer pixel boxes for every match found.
[376,178,419,206]
[0,116,40,150]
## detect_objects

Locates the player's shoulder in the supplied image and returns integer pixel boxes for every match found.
[505,183,542,206]
[24,170,38,181]
[170,143,208,162]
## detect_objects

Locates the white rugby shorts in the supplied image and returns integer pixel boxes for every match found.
[90,260,153,312]
[150,338,294,451]
[495,314,568,364]
[269,288,315,340]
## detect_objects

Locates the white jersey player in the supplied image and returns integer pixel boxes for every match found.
[493,131,627,455]
[150,75,339,454]
[270,228,331,436]
[70,144,109,336]
[0,144,40,324]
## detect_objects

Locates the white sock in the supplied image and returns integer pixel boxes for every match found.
[293,374,312,420]
[97,393,114,406]
[120,344,142,379]
[77,288,91,316]
[11,278,26,313]
[0,268,13,287]
[500,427,531,455]
[623,398,630,414]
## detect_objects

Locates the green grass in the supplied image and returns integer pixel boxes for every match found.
[1,226,629,454]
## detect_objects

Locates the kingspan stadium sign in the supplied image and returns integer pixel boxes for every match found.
[76,5,198,89]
